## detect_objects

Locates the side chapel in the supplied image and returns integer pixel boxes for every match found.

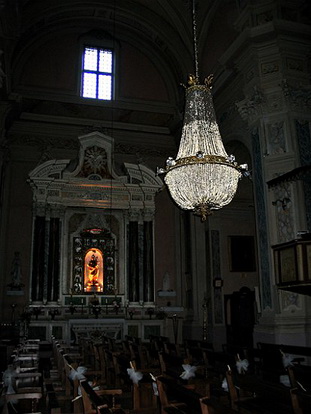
[27,132,163,341]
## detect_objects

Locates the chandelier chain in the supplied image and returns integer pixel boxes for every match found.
[192,0,199,80]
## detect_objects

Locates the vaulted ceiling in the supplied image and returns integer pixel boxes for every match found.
[3,0,238,92]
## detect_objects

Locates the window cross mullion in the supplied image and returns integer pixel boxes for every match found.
[81,46,113,101]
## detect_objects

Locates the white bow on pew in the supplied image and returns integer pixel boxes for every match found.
[180,364,197,380]
[279,374,291,387]
[236,354,249,374]
[69,366,98,398]
[281,350,294,368]
[221,377,228,392]
[127,362,143,384]
[150,373,158,396]
[2,366,17,405]
[69,365,87,381]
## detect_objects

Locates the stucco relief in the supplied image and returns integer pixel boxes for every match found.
[272,183,294,243]
[261,61,279,75]
[281,80,311,110]
[236,86,264,122]
[267,121,286,155]
[280,290,300,312]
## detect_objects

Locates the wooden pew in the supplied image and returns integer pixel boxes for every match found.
[287,364,311,389]
[290,387,311,414]
[158,351,188,378]
[156,375,235,414]
[128,341,150,369]
[14,371,42,391]
[257,342,311,381]
[4,391,42,414]
[228,369,294,413]
[79,379,125,414]
[45,382,61,414]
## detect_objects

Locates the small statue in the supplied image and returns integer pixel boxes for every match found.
[0,50,6,89]
[8,251,24,289]
[162,272,170,291]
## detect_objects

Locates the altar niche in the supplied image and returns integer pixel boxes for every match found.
[73,229,115,295]
[84,248,103,293]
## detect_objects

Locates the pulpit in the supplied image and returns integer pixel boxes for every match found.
[273,235,311,295]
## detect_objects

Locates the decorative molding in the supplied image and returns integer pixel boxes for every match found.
[211,230,224,325]
[267,121,286,155]
[252,129,272,310]
[272,182,294,243]
[256,11,274,25]
[236,86,264,122]
[286,58,304,72]
[281,80,311,110]
[261,61,279,75]
[13,135,79,150]
[28,132,163,212]
[115,142,166,157]
[280,290,301,312]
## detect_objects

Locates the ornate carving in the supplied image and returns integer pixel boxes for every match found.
[281,80,311,109]
[115,142,165,157]
[256,11,274,25]
[50,204,66,218]
[267,121,286,155]
[266,93,284,112]
[13,135,79,150]
[272,182,294,243]
[33,202,47,217]
[8,251,24,290]
[261,61,279,75]
[81,125,111,136]
[280,290,300,312]
[236,86,264,122]
[126,209,142,221]
[78,146,112,179]
[245,69,255,83]
[68,213,87,234]
[83,213,110,231]
[0,50,6,89]
[286,58,303,72]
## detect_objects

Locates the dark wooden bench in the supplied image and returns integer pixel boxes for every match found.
[79,379,124,414]
[5,391,43,414]
[158,351,188,378]
[290,386,311,414]
[257,342,311,383]
[45,382,61,414]
[288,364,311,390]
[156,375,235,414]
[227,368,294,414]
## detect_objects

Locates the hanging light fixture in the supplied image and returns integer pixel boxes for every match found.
[157,0,248,221]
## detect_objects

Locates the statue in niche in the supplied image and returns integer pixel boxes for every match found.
[0,50,6,89]
[269,121,286,154]
[162,272,171,291]
[282,291,299,310]
[88,254,99,283]
[8,251,24,290]
[84,248,103,293]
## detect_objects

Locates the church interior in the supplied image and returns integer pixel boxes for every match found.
[0,0,311,413]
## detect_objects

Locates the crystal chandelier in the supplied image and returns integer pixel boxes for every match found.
[158,1,247,221]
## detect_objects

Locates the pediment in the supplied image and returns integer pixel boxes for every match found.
[65,132,121,181]
[28,131,162,211]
